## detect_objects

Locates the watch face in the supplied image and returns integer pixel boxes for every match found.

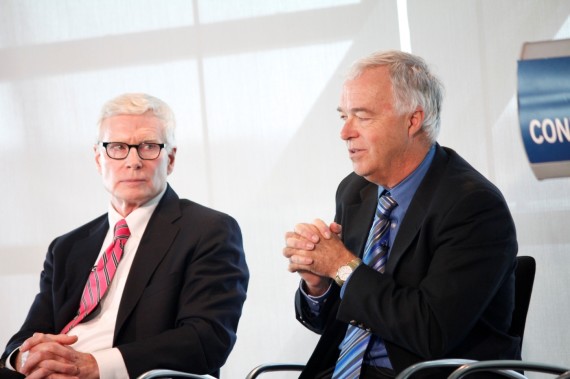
[338,265,353,281]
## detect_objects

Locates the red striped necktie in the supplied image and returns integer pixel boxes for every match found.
[61,219,130,334]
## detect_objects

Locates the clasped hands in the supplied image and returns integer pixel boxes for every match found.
[15,333,98,379]
[283,219,357,296]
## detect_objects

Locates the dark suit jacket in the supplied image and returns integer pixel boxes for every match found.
[296,145,519,378]
[1,185,249,378]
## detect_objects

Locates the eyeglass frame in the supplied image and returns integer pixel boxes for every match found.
[99,141,166,160]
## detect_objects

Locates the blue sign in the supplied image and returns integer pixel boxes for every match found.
[517,56,570,179]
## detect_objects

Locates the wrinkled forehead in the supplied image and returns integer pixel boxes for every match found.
[99,113,166,141]
[338,70,394,113]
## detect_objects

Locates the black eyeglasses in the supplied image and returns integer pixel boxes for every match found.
[100,142,166,160]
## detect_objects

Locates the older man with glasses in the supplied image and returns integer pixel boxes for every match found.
[0,93,249,379]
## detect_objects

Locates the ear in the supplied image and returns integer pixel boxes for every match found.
[408,108,425,137]
[166,147,177,175]
[94,144,103,174]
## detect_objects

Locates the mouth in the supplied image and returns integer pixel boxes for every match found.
[121,179,146,184]
[348,147,364,156]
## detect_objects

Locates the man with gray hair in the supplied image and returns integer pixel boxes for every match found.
[1,93,249,379]
[284,51,519,378]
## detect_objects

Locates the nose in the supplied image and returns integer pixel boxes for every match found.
[125,146,143,168]
[340,117,356,141]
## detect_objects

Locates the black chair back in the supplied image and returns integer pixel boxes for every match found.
[510,255,536,345]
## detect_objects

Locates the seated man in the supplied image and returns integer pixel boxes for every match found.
[0,93,249,379]
[284,51,519,378]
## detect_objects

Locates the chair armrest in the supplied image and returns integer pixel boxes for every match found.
[395,358,477,379]
[136,369,216,379]
[245,363,305,379]
[395,359,526,379]
[448,360,570,379]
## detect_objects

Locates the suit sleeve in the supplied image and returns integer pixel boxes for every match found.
[1,216,107,366]
[336,186,517,359]
[295,282,340,334]
[2,238,61,360]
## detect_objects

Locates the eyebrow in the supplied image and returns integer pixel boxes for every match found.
[336,106,372,114]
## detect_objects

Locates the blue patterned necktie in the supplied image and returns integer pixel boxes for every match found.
[332,193,398,379]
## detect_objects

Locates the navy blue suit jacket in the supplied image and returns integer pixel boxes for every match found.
[2,185,249,378]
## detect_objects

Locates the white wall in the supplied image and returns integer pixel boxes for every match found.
[0,1,569,378]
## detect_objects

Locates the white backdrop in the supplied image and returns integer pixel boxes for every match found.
[1,1,569,378]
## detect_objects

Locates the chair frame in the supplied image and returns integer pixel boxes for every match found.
[245,363,306,379]
[136,369,216,379]
[394,359,526,379]
[447,360,570,379]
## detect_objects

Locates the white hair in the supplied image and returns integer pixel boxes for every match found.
[347,50,444,143]
[97,93,176,148]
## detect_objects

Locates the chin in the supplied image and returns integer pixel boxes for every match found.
[118,189,152,202]
[354,168,379,184]
[352,165,368,177]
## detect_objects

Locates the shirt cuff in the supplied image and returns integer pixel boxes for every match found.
[91,348,129,379]
[5,348,20,370]
[299,280,332,314]
[339,269,357,299]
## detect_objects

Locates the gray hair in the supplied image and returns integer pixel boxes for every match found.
[97,93,176,148]
[347,50,444,143]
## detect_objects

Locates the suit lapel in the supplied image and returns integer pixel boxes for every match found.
[114,186,181,337]
[59,217,108,331]
[343,183,378,258]
[386,146,448,272]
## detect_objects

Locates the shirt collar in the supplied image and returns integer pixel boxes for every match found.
[378,144,436,209]
[107,186,167,240]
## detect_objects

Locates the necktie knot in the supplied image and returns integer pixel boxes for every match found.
[378,193,397,217]
[114,219,130,241]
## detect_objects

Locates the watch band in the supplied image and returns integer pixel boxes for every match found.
[334,257,362,286]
